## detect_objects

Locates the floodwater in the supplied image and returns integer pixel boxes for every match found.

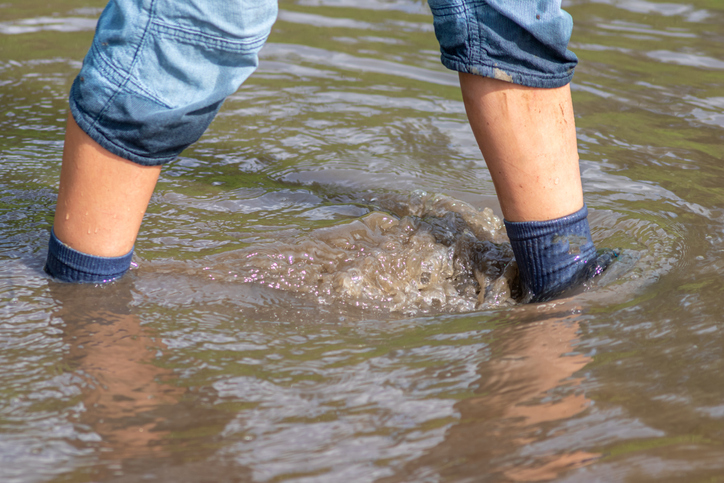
[2,0,724,481]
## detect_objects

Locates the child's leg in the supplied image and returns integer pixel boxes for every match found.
[459,75,583,223]
[53,114,161,259]
[46,0,278,283]
[429,0,611,301]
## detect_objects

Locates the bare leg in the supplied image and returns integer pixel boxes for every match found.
[459,74,613,301]
[459,73,583,222]
[53,114,161,257]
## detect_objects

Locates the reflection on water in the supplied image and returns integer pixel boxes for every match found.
[3,0,724,481]
[48,282,253,481]
[388,308,597,482]
[52,283,181,465]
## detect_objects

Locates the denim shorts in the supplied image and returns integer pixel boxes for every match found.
[428,0,577,88]
[70,0,576,166]
[70,0,278,166]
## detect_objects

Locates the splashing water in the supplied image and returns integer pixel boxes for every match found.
[164,192,520,314]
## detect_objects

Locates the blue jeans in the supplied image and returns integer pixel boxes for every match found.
[70,0,576,166]
[428,0,577,88]
[70,0,278,166]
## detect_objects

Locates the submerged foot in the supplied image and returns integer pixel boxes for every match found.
[583,248,619,279]
[504,205,622,304]
[529,248,620,303]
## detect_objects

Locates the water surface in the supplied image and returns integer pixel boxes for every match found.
[2,0,724,481]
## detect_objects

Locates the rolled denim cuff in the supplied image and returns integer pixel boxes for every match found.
[429,0,578,88]
[505,205,597,301]
[44,229,133,283]
[70,0,278,166]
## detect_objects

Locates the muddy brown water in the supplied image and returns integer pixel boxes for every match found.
[2,0,724,481]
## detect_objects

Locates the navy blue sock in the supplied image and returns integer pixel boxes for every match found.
[44,228,133,283]
[504,205,609,302]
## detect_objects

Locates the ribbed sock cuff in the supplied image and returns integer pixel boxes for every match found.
[504,205,597,302]
[44,229,133,283]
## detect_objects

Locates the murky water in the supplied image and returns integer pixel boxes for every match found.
[2,0,724,481]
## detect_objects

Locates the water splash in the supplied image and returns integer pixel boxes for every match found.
[163,192,520,314]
